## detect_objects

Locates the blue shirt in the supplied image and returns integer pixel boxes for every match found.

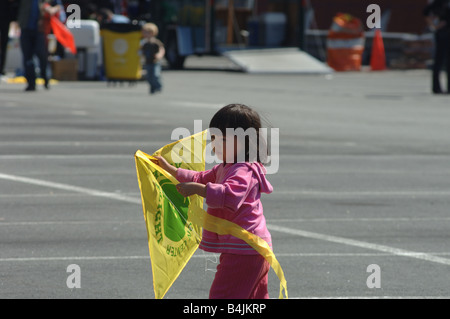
[27,0,40,30]
[111,14,130,24]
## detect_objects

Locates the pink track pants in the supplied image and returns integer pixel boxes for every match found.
[209,253,270,299]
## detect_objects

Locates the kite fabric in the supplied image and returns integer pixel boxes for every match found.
[50,16,77,55]
[135,130,288,299]
[135,130,206,299]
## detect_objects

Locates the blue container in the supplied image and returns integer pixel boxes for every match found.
[259,13,286,47]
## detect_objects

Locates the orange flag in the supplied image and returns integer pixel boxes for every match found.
[50,16,77,55]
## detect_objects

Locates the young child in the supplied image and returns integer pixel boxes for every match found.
[140,23,165,94]
[154,104,273,299]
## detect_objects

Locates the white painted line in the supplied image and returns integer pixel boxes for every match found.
[267,224,450,266]
[1,216,449,225]
[2,252,449,263]
[0,256,149,262]
[273,189,450,197]
[290,296,450,299]
[270,217,450,222]
[0,172,141,205]
[279,154,450,160]
[5,189,450,200]
[274,252,450,257]
[4,175,448,199]
[0,154,133,160]
[0,141,164,147]
[0,220,141,226]
[0,254,223,262]
[2,171,450,267]
[0,192,139,199]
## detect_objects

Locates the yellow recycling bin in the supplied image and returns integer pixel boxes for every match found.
[101,23,142,81]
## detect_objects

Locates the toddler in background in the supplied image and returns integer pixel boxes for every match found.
[141,23,165,94]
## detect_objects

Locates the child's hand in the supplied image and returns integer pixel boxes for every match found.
[152,155,168,168]
[176,182,206,198]
[152,156,177,176]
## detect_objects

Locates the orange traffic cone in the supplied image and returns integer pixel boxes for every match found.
[370,29,386,71]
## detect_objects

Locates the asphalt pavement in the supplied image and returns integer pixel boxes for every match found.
[1,57,450,300]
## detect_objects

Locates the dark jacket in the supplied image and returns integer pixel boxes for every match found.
[424,0,450,27]
[17,0,44,30]
[0,0,19,23]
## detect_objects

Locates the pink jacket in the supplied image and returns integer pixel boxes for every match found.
[176,162,273,255]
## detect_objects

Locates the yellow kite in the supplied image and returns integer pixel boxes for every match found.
[135,130,288,299]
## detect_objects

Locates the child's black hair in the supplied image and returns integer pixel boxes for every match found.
[209,104,268,164]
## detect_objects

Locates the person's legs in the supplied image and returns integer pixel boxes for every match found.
[444,30,450,93]
[249,264,270,299]
[145,63,154,93]
[146,63,162,94]
[20,29,37,90]
[432,30,446,93]
[0,20,10,75]
[209,253,270,299]
[35,31,49,88]
[152,62,162,92]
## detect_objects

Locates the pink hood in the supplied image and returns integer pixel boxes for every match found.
[249,162,273,195]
